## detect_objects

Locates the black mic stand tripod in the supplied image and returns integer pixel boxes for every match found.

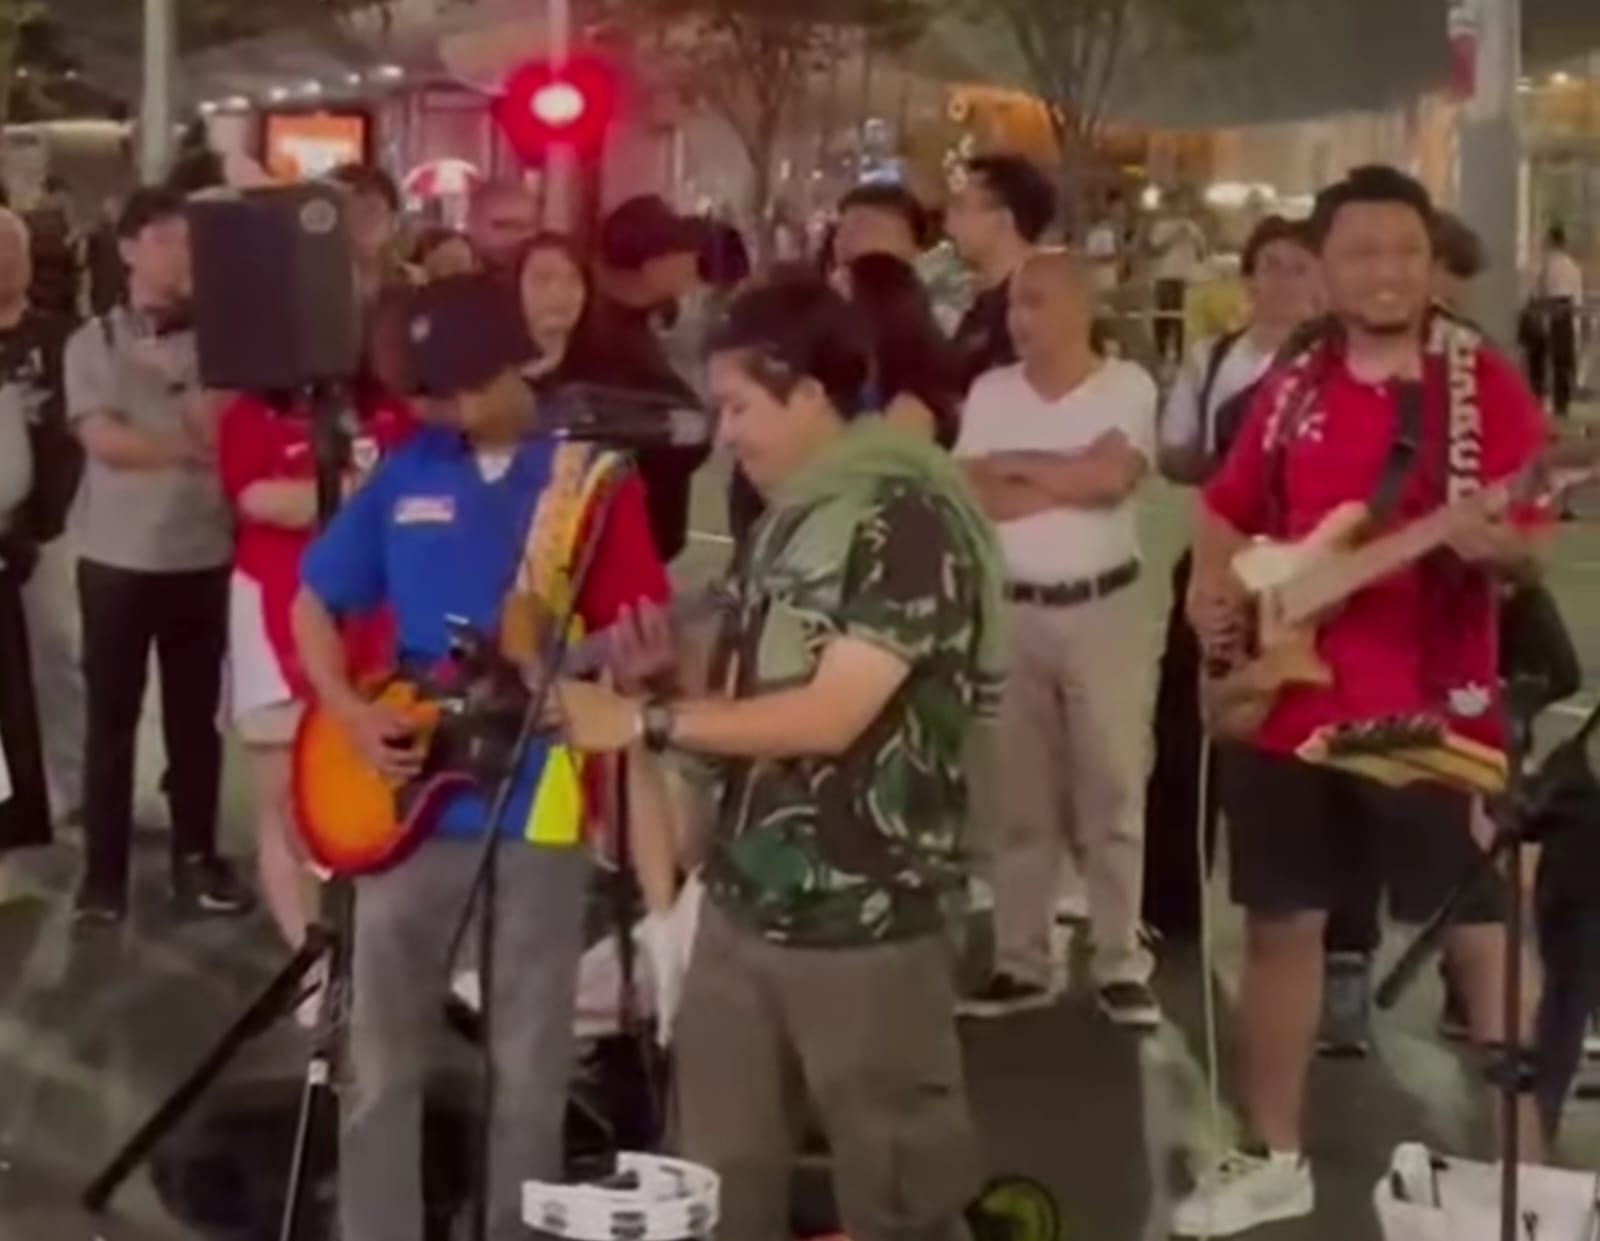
[1375,684,1600,1241]
[83,382,359,1241]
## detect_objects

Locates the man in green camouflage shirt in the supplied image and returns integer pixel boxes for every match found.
[706,469,997,947]
[557,274,1006,1241]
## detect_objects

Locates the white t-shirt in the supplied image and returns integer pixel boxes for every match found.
[956,359,1157,583]
[1540,252,1585,301]
[1151,217,1207,283]
[1084,222,1120,294]
[1160,333,1277,457]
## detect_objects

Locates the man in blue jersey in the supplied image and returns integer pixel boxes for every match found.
[291,274,669,1241]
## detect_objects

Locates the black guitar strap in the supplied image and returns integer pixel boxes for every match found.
[1369,379,1426,523]
[1266,358,1428,535]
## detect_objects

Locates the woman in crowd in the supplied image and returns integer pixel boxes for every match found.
[218,391,413,960]
[836,252,962,448]
[518,232,604,385]
[0,384,51,853]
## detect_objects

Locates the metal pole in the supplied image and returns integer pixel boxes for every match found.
[139,0,177,183]
[1455,0,1523,344]
[544,0,576,231]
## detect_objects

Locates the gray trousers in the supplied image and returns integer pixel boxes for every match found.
[676,902,981,1241]
[21,534,84,816]
[341,839,589,1241]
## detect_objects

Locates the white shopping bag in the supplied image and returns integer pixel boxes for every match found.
[1376,1143,1600,1241]
[455,873,705,1044]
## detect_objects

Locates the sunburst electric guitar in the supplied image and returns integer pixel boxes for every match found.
[1199,442,1600,759]
[292,589,729,877]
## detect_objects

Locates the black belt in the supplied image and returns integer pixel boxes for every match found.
[1006,560,1140,608]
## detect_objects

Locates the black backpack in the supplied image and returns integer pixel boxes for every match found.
[1198,329,1263,461]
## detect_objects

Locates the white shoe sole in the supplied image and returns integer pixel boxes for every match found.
[1171,1181,1315,1237]
[957,989,1060,1020]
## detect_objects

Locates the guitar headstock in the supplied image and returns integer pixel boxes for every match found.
[1519,439,1600,507]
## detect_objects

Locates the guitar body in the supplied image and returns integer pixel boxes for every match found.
[292,681,470,877]
[1199,504,1363,741]
[290,587,732,878]
[1200,622,1331,741]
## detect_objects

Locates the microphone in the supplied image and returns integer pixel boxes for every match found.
[535,383,714,448]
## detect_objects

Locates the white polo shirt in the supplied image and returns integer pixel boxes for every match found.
[957,359,1157,584]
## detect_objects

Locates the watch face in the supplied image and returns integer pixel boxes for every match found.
[644,703,674,751]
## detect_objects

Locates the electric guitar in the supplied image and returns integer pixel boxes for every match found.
[292,588,730,877]
[1199,442,1600,743]
[1295,713,1510,797]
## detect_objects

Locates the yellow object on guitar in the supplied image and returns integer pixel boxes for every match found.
[1296,715,1509,798]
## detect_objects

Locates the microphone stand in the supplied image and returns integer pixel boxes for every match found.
[84,381,356,1241]
[440,448,633,1241]
[1376,686,1600,1241]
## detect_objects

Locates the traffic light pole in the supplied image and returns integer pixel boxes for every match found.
[140,0,177,182]
[545,0,577,232]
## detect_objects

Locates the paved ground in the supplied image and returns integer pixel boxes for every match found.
[3,415,1600,1241]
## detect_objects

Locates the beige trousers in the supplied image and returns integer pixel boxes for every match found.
[992,588,1154,987]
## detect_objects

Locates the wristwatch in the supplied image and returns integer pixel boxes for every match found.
[640,701,677,754]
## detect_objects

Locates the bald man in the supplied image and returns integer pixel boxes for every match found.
[0,207,84,822]
[955,251,1163,1028]
[467,180,541,280]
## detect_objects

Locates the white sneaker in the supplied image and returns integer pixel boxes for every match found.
[1170,1148,1314,1237]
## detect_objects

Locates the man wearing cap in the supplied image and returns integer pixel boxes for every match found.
[594,194,712,563]
[291,273,670,1241]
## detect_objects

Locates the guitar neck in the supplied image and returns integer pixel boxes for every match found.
[555,588,727,678]
[1279,483,1507,623]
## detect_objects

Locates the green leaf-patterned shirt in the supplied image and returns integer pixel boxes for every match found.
[704,479,991,947]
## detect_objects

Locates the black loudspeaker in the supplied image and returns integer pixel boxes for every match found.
[188,183,361,391]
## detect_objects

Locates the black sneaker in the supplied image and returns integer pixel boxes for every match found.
[73,882,126,927]
[1317,952,1372,1058]
[171,855,255,918]
[957,974,1057,1019]
[1097,981,1162,1030]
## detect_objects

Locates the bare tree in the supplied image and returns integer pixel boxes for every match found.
[607,0,927,253]
[988,0,1251,225]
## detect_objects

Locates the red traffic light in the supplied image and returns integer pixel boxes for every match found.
[493,56,615,161]
[531,81,585,127]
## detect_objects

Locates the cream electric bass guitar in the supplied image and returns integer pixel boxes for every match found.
[1199,442,1600,748]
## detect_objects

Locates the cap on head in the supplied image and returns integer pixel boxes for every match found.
[404,273,535,398]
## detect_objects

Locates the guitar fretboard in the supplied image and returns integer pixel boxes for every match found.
[1277,483,1510,623]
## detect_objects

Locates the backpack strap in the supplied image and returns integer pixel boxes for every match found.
[1198,329,1245,452]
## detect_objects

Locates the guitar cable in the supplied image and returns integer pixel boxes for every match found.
[1196,734,1226,1241]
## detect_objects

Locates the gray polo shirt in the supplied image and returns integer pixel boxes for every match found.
[64,307,232,572]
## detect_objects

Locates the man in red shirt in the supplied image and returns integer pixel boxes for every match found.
[1173,166,1549,1237]
[218,391,412,956]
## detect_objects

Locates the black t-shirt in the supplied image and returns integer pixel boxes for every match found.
[562,296,710,564]
[953,281,1015,390]
[0,308,79,545]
